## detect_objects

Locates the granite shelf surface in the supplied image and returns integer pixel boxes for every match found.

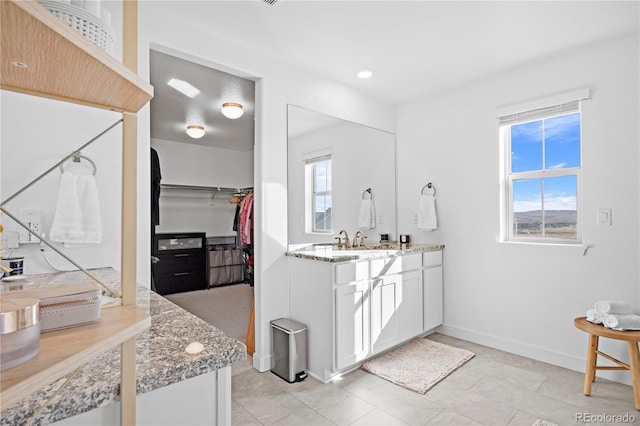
[286,243,445,262]
[0,268,247,426]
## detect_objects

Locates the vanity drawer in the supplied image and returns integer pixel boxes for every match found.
[370,253,422,277]
[335,261,369,284]
[423,250,443,267]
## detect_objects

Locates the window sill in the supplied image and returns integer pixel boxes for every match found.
[497,240,591,256]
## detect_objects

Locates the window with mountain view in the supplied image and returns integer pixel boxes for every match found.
[500,102,582,243]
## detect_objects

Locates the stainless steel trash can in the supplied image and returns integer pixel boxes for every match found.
[270,318,307,383]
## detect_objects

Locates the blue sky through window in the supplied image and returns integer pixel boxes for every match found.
[511,112,580,213]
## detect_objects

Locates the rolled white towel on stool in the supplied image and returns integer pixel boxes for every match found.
[586,309,605,324]
[602,313,640,331]
[594,300,633,316]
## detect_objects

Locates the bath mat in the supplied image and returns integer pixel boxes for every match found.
[361,338,474,394]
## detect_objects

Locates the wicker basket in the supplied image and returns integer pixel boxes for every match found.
[39,1,115,55]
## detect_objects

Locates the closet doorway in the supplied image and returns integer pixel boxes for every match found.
[149,48,256,349]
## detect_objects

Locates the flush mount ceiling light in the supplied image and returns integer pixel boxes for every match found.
[357,70,373,79]
[167,78,200,98]
[186,125,205,139]
[221,102,244,119]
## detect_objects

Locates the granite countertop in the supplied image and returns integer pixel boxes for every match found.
[286,243,445,263]
[0,268,247,426]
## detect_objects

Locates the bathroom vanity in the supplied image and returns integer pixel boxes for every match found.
[286,244,444,382]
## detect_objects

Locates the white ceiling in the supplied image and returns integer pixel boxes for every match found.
[149,1,639,150]
[150,50,255,151]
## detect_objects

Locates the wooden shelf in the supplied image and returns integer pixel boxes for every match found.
[0,305,151,408]
[0,0,153,113]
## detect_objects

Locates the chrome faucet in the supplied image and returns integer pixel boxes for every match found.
[335,229,351,248]
[353,230,367,247]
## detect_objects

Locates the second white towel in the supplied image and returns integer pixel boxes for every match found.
[603,314,640,330]
[50,172,102,244]
[417,194,437,231]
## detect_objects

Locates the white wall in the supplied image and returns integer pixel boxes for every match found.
[137,3,395,372]
[1,91,122,275]
[151,138,252,237]
[396,33,639,384]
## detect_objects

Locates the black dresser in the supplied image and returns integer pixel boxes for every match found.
[153,232,207,295]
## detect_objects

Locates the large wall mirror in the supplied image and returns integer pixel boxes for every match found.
[287,105,397,247]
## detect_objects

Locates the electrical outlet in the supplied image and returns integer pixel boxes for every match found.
[19,209,41,243]
[413,214,418,224]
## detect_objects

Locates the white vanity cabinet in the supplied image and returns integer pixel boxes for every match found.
[289,248,443,382]
[423,251,444,331]
[335,280,370,369]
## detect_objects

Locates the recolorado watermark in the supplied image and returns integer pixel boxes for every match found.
[576,412,636,423]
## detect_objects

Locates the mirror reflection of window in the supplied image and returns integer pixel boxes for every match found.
[305,155,332,233]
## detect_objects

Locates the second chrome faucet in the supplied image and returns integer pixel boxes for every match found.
[352,230,367,247]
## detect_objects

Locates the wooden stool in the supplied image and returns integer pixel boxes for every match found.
[574,317,640,410]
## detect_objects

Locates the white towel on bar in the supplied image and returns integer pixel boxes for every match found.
[417,194,438,230]
[586,309,605,324]
[358,198,376,229]
[50,171,102,244]
[594,300,633,316]
[603,313,640,331]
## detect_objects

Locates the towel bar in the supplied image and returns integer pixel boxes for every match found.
[421,182,436,196]
[59,153,97,176]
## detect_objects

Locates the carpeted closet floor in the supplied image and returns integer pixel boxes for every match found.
[164,283,254,344]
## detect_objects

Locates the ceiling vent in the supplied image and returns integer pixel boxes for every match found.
[262,0,278,5]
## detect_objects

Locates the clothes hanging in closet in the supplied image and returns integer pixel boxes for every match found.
[150,148,162,226]
[237,192,254,245]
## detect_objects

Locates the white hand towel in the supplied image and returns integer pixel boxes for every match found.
[417,194,437,230]
[50,172,102,244]
[357,198,376,229]
[603,314,640,330]
[586,309,605,324]
[594,300,633,316]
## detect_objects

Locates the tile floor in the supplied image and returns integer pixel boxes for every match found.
[230,334,638,426]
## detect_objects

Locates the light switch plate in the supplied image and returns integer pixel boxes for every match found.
[597,208,612,226]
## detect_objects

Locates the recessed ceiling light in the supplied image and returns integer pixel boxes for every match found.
[186,125,205,139]
[357,70,373,79]
[221,102,244,119]
[167,78,200,98]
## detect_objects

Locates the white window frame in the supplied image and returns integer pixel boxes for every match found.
[498,89,589,245]
[305,154,332,234]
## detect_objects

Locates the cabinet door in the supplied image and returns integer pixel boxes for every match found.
[335,282,370,370]
[398,269,423,342]
[371,275,400,354]
[423,266,443,331]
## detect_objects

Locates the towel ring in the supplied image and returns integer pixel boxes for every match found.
[59,154,97,176]
[421,182,436,196]
[362,188,372,199]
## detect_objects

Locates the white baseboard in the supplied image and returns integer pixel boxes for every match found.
[253,351,271,372]
[439,323,633,387]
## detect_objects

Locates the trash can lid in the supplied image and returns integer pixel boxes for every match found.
[270,318,307,333]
